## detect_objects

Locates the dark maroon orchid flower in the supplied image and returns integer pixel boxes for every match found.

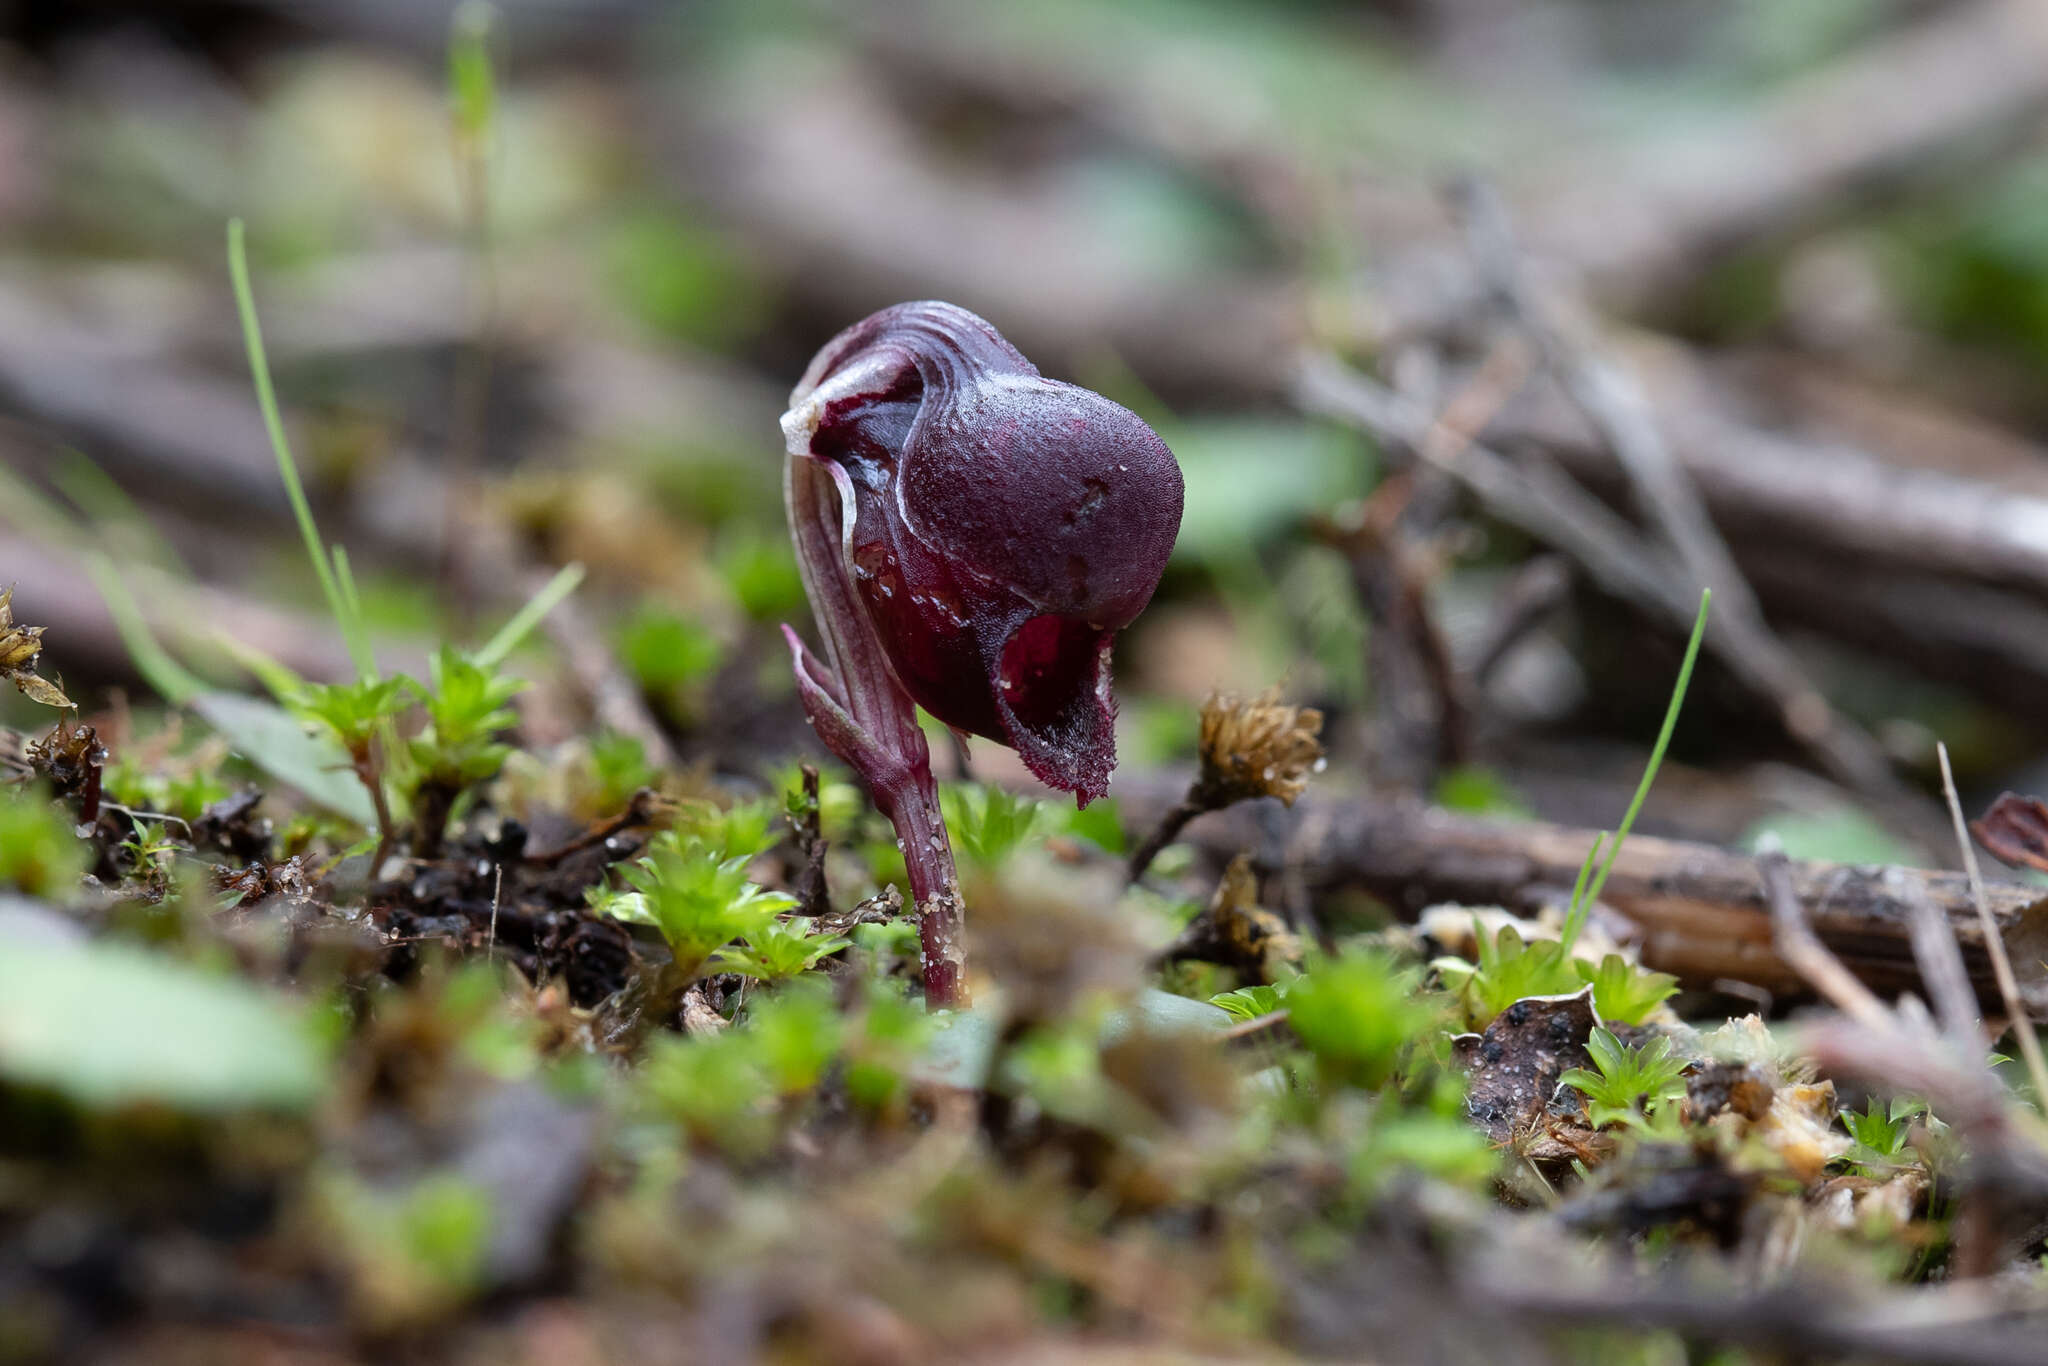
[781,300,1183,1006]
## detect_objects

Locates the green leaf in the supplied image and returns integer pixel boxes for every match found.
[711,917,852,982]
[191,692,378,826]
[447,0,498,145]
[1742,807,1910,866]
[1209,983,1286,1022]
[1576,953,1681,1026]
[745,983,843,1094]
[1433,766,1534,820]
[0,939,328,1111]
[294,675,413,754]
[1562,588,1711,952]
[1164,417,1367,561]
[1286,949,1438,1090]
[1457,921,1581,1027]
[673,796,782,863]
[1056,796,1127,855]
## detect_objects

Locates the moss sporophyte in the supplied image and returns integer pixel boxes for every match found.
[779,301,1184,1008]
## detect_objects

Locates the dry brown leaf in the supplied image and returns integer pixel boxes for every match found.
[0,585,73,710]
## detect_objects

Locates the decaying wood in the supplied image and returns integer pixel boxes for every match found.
[1128,785,2048,1017]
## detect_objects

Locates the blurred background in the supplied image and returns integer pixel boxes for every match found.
[8,0,2048,862]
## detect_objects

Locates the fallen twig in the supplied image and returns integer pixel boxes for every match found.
[1941,743,2048,1103]
[1117,780,2048,1015]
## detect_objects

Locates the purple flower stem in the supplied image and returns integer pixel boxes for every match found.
[783,445,967,1008]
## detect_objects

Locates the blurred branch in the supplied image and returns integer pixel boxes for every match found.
[1295,347,1939,849]
[1116,778,2048,1016]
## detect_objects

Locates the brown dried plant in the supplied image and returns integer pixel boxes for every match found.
[0,585,73,710]
[1127,688,1324,883]
[1194,688,1325,809]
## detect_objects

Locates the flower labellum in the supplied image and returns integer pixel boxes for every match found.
[782,300,1183,806]
[780,301,1182,1007]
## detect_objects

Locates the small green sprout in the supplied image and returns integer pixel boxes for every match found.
[313,1170,493,1332]
[774,760,866,842]
[849,918,922,981]
[940,782,1045,869]
[1437,926,1678,1029]
[104,751,231,826]
[119,820,180,882]
[673,795,782,863]
[1286,948,1439,1091]
[1578,953,1680,1027]
[590,732,659,807]
[639,1028,776,1156]
[1001,1018,1132,1131]
[1435,923,1580,1028]
[293,676,412,763]
[844,980,935,1113]
[286,674,411,855]
[606,833,795,977]
[1841,1096,1931,1168]
[1349,1102,1498,1195]
[617,605,723,709]
[1559,1027,1690,1131]
[712,916,852,982]
[717,532,807,622]
[408,646,524,791]
[0,782,89,898]
[744,982,844,1094]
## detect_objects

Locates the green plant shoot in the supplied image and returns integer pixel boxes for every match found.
[1560,588,1712,954]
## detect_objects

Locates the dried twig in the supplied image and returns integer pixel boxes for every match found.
[1759,847,1894,1035]
[1907,882,1984,1056]
[526,788,664,868]
[1941,742,2048,1103]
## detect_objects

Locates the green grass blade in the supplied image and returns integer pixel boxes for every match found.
[1558,833,1604,954]
[54,450,188,573]
[329,544,375,676]
[0,460,86,547]
[449,1,498,146]
[477,562,586,668]
[226,218,374,680]
[1576,589,1712,921]
[82,555,208,706]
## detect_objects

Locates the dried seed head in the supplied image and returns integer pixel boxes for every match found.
[0,587,73,710]
[1195,688,1323,808]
